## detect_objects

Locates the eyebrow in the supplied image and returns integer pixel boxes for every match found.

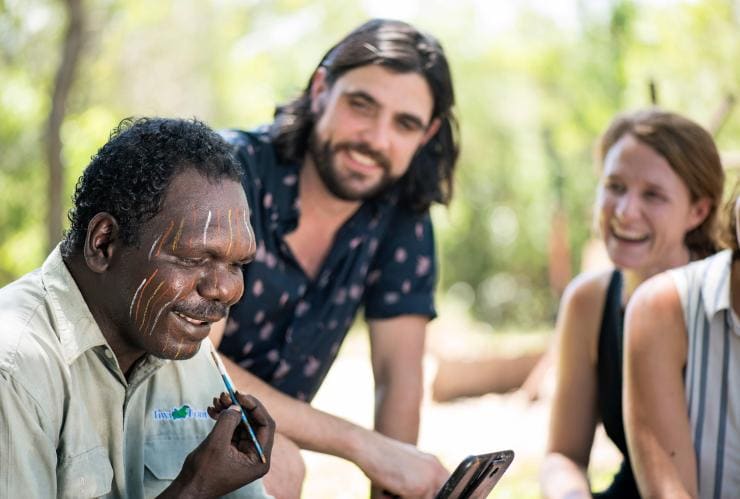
[343,90,428,130]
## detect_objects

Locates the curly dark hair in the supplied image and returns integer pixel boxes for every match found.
[270,18,459,213]
[61,117,243,255]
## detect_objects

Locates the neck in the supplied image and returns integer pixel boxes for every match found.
[63,253,144,378]
[300,156,362,225]
[622,245,692,301]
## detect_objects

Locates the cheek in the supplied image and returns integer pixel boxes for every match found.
[390,140,423,175]
[596,197,613,226]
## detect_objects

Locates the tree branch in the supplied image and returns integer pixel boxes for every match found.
[45,0,85,252]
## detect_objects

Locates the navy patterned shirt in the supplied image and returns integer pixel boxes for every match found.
[217,128,437,402]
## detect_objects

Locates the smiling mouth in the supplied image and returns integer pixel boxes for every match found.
[173,310,212,327]
[347,149,380,168]
[610,223,650,243]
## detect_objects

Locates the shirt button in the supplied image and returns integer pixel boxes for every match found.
[105,350,114,359]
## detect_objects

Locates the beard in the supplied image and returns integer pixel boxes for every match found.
[307,129,397,202]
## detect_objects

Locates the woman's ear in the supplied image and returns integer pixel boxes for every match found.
[686,197,712,232]
[83,212,121,273]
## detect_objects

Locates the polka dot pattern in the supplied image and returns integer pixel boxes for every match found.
[216,129,437,402]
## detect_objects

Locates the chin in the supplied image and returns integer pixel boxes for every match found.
[162,339,202,361]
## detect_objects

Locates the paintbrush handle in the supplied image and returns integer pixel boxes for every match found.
[220,374,267,464]
[211,349,267,463]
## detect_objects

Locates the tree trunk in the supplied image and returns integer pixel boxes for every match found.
[45,0,85,252]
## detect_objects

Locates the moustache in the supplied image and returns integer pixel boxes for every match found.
[333,142,391,172]
[172,301,228,323]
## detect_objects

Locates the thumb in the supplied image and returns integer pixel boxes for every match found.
[208,404,242,444]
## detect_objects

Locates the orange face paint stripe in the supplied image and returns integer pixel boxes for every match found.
[171,217,185,252]
[147,289,183,336]
[134,268,159,321]
[139,280,165,329]
[155,220,175,257]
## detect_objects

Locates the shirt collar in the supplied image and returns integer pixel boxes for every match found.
[41,246,170,378]
[41,245,109,365]
[701,249,733,318]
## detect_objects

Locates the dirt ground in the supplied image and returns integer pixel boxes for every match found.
[301,305,621,498]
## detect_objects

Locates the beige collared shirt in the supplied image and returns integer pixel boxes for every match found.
[0,246,269,498]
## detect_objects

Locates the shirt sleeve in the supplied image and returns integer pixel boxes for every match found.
[0,372,57,498]
[364,210,437,320]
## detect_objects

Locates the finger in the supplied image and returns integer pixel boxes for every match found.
[209,394,228,413]
[207,393,232,421]
[208,404,243,445]
[238,393,273,427]
[234,391,257,410]
[246,398,275,447]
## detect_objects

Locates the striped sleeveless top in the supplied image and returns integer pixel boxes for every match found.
[670,250,740,499]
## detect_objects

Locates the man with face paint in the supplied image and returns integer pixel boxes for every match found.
[0,118,275,498]
[214,19,459,499]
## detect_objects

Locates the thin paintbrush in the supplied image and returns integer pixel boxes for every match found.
[210,345,267,463]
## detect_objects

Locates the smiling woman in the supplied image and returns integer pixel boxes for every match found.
[541,108,725,499]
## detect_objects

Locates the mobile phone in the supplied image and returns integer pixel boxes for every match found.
[434,450,515,499]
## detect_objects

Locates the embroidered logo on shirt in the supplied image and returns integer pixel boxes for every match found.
[152,405,209,421]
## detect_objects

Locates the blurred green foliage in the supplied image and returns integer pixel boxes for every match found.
[2,0,740,327]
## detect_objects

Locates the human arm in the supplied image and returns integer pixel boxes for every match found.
[369,315,449,498]
[209,324,446,498]
[623,274,697,498]
[158,391,275,498]
[541,273,607,499]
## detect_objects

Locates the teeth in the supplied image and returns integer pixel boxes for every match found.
[348,150,376,167]
[175,311,207,326]
[611,222,648,241]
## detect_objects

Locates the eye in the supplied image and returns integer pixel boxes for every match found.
[397,117,422,133]
[605,181,625,194]
[348,96,374,115]
[643,190,666,202]
[229,257,253,271]
[178,256,205,267]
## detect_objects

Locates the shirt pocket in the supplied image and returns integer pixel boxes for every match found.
[143,435,202,497]
[57,445,113,498]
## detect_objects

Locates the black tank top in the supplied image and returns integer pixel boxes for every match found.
[594,270,641,498]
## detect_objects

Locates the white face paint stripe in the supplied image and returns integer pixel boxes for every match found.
[147,289,182,336]
[129,278,147,318]
[148,234,162,261]
[139,280,165,329]
[203,210,212,247]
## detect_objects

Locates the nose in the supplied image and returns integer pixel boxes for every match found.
[361,115,392,154]
[196,265,244,307]
[615,192,640,221]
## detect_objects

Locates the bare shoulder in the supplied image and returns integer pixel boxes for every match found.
[625,272,686,360]
[560,269,614,318]
[627,272,683,323]
[557,269,615,361]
